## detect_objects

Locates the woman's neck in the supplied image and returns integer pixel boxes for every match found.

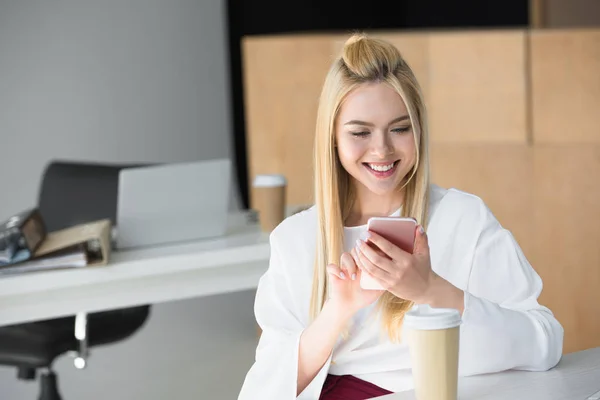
[345,189,404,227]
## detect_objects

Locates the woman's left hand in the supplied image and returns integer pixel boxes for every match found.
[354,225,435,304]
[355,226,465,312]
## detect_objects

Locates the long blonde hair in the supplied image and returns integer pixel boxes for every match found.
[310,33,431,342]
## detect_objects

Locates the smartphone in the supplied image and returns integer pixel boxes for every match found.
[359,217,418,290]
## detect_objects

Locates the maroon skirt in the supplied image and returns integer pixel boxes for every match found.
[319,374,393,400]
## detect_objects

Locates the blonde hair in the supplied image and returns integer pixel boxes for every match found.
[310,33,431,342]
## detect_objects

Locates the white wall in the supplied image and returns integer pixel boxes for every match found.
[0,1,257,398]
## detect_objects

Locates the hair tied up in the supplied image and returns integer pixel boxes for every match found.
[341,33,401,81]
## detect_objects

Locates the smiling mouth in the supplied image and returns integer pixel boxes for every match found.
[363,160,400,178]
[364,161,399,171]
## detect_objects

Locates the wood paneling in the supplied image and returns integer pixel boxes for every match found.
[531,30,600,143]
[532,145,600,353]
[430,144,534,258]
[428,31,528,143]
[243,30,531,206]
[242,34,345,207]
[529,0,546,28]
[242,29,600,352]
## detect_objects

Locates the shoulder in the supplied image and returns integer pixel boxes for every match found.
[271,205,316,240]
[268,205,317,256]
[429,184,500,232]
[427,184,505,284]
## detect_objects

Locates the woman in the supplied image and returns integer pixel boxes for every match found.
[238,33,563,400]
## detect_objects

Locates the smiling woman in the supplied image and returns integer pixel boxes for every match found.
[238,33,563,400]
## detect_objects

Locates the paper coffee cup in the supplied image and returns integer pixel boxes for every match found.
[404,305,462,400]
[252,174,287,232]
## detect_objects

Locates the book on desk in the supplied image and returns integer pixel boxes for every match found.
[0,214,111,276]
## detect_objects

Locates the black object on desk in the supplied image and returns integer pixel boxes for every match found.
[0,161,152,400]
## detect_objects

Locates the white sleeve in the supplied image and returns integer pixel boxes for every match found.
[458,204,564,376]
[238,231,330,399]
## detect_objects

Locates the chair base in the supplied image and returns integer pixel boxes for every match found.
[38,371,62,400]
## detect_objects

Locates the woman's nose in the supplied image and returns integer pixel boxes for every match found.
[371,133,393,157]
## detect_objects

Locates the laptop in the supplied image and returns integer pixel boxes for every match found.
[115,159,231,249]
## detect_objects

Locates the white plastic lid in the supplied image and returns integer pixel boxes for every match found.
[252,174,287,187]
[404,305,462,330]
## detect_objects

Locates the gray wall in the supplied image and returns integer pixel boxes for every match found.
[0,1,257,398]
[0,0,240,217]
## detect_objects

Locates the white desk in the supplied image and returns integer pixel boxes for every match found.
[376,347,600,400]
[0,222,270,327]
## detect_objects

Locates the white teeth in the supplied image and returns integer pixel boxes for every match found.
[368,162,395,172]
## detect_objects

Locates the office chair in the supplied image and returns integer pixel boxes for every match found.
[0,160,152,400]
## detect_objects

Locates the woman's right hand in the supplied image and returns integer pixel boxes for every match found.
[326,252,384,314]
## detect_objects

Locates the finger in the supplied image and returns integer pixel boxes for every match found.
[413,225,430,256]
[351,248,362,271]
[356,239,395,274]
[340,252,358,281]
[351,248,367,280]
[326,263,346,280]
[356,245,391,283]
[365,230,410,259]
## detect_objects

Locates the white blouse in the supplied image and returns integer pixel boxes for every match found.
[238,184,564,399]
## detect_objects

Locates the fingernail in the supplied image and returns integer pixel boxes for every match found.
[340,272,346,279]
[356,239,362,248]
[419,225,425,234]
[360,231,371,241]
[351,273,356,280]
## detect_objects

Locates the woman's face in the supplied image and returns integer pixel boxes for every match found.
[335,82,417,199]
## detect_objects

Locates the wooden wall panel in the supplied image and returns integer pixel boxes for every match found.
[242,35,344,207]
[430,144,534,258]
[242,29,600,353]
[428,31,528,143]
[242,36,287,179]
[533,145,600,353]
[531,29,600,143]
[529,0,546,28]
[243,30,530,206]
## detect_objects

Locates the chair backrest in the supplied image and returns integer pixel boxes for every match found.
[37,160,151,232]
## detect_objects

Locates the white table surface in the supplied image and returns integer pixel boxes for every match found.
[0,220,270,327]
[375,347,600,400]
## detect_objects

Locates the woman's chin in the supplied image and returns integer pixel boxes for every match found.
[348,170,408,197]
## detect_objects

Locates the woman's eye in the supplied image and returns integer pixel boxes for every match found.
[350,131,370,137]
[392,126,411,133]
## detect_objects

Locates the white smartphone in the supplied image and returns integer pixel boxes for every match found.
[360,217,418,290]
